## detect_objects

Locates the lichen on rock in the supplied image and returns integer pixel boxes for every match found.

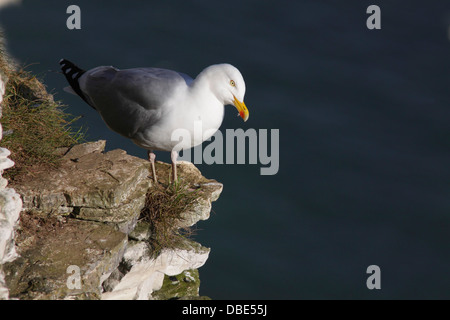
[4,217,127,300]
[152,269,208,300]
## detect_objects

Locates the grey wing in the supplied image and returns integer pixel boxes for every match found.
[79,66,191,138]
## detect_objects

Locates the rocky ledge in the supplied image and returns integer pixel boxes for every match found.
[2,141,222,300]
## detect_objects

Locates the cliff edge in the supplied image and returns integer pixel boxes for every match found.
[4,140,223,300]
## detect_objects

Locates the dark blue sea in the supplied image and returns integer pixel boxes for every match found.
[1,0,449,299]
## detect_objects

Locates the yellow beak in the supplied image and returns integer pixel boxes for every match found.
[233,95,249,122]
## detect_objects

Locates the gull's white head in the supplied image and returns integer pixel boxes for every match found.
[200,64,249,122]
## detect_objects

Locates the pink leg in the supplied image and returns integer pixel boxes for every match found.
[147,150,157,183]
[171,150,178,183]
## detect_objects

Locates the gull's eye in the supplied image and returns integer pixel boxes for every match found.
[230,80,236,87]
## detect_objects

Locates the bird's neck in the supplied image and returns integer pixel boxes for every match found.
[187,72,225,129]
[190,72,223,106]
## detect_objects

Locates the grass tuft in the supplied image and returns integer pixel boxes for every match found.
[140,180,200,256]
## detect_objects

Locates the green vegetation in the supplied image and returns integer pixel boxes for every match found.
[152,269,205,300]
[0,38,84,181]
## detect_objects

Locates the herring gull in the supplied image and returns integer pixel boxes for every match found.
[59,59,249,183]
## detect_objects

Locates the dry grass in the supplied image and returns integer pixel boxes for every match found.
[0,36,84,181]
[140,181,200,255]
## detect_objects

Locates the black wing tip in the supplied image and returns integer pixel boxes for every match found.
[60,59,85,76]
[59,59,95,109]
[59,58,74,69]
